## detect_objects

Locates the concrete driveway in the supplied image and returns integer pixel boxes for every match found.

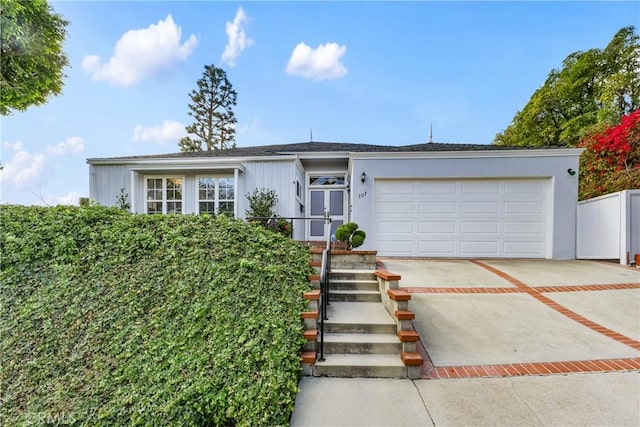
[291,259,640,426]
[380,259,640,371]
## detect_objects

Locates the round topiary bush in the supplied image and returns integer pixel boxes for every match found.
[335,222,366,249]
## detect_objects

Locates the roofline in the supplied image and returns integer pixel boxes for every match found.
[87,147,584,165]
[349,148,584,159]
[87,154,299,165]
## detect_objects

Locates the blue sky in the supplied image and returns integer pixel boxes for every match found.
[1,1,638,206]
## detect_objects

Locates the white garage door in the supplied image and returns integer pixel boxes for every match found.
[374,179,549,258]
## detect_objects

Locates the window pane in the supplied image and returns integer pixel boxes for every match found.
[310,220,325,237]
[219,177,235,200]
[310,175,345,186]
[167,202,182,214]
[219,202,234,217]
[199,202,216,214]
[199,177,215,190]
[329,190,344,216]
[147,179,162,201]
[310,191,324,216]
[331,220,343,235]
[147,201,162,214]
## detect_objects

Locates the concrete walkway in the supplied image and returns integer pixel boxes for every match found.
[291,373,639,426]
[291,259,640,426]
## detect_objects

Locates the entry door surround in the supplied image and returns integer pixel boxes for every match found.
[307,173,347,240]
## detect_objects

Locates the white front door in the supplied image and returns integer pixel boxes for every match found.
[308,174,347,240]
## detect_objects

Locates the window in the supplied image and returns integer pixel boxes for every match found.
[146,177,183,214]
[296,179,303,201]
[309,175,345,186]
[197,176,235,216]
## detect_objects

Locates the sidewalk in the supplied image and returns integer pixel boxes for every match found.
[290,372,640,426]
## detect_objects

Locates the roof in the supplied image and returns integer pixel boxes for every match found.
[87,141,561,162]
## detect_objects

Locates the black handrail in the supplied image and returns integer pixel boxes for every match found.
[247,213,332,362]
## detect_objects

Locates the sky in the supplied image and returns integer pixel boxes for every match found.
[1,1,638,206]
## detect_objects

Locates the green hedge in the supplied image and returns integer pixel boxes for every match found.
[1,205,313,426]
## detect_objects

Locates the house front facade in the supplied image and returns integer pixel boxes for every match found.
[87,141,583,259]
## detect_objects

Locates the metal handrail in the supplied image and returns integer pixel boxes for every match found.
[318,211,332,362]
[247,212,333,361]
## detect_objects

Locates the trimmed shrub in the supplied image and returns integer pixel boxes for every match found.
[1,205,313,426]
[334,222,366,249]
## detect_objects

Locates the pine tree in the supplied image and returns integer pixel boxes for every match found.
[179,65,237,151]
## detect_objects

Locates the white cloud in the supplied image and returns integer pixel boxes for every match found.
[47,136,85,156]
[132,120,186,144]
[82,15,198,86]
[285,42,347,81]
[1,142,45,189]
[47,191,81,206]
[221,7,254,67]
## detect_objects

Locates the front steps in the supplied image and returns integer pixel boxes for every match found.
[302,263,423,378]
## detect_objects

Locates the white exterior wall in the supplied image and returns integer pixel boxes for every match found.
[350,153,581,259]
[89,164,131,207]
[577,190,640,265]
[241,160,299,220]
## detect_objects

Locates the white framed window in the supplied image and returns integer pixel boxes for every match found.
[308,174,346,187]
[196,176,235,216]
[145,177,184,214]
[296,178,303,203]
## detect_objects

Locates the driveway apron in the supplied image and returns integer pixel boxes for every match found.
[379,259,640,378]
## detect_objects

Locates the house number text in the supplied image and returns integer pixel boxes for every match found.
[358,191,367,199]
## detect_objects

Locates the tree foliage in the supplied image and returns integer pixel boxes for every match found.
[179,65,237,151]
[0,0,69,115]
[495,26,640,147]
[578,109,640,200]
[1,204,312,425]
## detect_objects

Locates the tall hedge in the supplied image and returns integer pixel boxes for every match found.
[0,205,312,426]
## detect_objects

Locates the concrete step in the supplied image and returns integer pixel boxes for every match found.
[324,302,396,334]
[330,269,377,281]
[329,290,381,302]
[330,279,379,291]
[313,354,407,378]
[323,333,402,354]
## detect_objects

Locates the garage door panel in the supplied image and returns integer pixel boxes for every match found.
[418,182,457,194]
[378,201,414,214]
[418,221,456,233]
[503,241,544,255]
[460,241,499,254]
[461,201,499,214]
[419,201,456,214]
[504,201,544,214]
[378,220,414,234]
[461,181,499,194]
[504,221,545,235]
[377,181,413,194]
[504,180,545,195]
[461,221,499,234]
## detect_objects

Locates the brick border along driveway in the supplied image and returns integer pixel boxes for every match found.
[398,260,640,379]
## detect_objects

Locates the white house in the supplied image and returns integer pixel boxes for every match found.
[87,141,583,259]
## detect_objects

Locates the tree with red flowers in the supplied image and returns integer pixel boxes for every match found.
[578,109,640,200]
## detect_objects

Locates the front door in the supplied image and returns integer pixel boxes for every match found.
[308,174,347,240]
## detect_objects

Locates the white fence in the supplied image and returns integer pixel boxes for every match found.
[577,190,640,265]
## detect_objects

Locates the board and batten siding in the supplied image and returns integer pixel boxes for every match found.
[350,152,581,259]
[240,160,299,220]
[89,164,131,207]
